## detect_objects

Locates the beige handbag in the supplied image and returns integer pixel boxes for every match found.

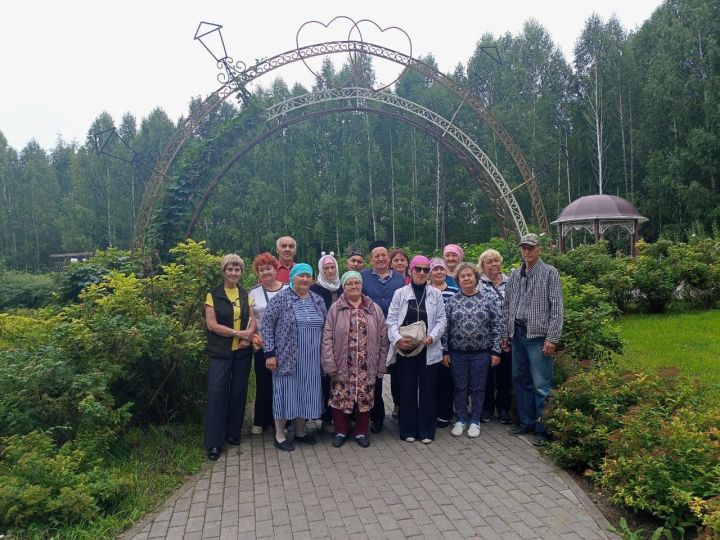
[396,320,427,357]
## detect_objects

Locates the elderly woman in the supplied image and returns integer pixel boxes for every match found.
[429,257,459,428]
[386,255,447,443]
[389,248,411,284]
[322,271,389,448]
[442,262,501,438]
[248,253,288,435]
[263,263,327,451]
[478,249,512,424]
[310,252,343,431]
[443,243,464,287]
[204,254,257,461]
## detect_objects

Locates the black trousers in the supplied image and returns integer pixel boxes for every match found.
[483,349,513,414]
[321,374,332,421]
[389,363,400,407]
[395,353,438,440]
[204,348,252,448]
[370,377,385,425]
[436,363,454,422]
[253,349,273,428]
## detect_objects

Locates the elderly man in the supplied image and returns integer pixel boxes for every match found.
[361,240,405,433]
[443,243,464,287]
[275,236,297,284]
[346,248,366,271]
[501,233,563,447]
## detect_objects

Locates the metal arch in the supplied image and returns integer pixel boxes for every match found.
[182,104,515,239]
[265,87,528,236]
[135,39,548,248]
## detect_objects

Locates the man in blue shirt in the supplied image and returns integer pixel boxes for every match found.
[361,240,405,433]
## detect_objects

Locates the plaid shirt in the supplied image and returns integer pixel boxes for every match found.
[501,258,563,343]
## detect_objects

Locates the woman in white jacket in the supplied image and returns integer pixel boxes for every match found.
[386,255,447,443]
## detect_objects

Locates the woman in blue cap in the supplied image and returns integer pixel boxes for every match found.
[262,263,327,451]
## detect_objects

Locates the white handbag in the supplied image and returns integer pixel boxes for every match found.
[396,320,427,357]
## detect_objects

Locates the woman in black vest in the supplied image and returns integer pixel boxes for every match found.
[204,254,257,461]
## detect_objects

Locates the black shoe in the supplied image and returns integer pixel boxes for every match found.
[207,447,221,461]
[532,434,549,447]
[436,419,449,428]
[225,436,241,445]
[355,435,370,448]
[508,425,533,436]
[294,433,317,445]
[274,438,294,451]
[499,410,512,424]
[333,434,346,448]
[370,422,383,434]
[480,410,492,423]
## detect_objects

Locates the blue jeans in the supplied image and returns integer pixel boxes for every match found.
[511,324,553,434]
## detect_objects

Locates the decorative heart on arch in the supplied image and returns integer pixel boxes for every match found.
[347,19,412,92]
[295,16,359,90]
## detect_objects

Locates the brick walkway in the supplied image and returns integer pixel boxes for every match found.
[122,387,616,540]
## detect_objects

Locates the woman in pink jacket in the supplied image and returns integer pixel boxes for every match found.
[321,271,389,448]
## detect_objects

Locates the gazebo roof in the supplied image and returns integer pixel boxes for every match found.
[551,194,648,225]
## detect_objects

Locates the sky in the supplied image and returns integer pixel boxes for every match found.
[1,0,663,152]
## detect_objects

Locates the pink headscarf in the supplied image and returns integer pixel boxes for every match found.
[443,243,464,260]
[408,255,431,273]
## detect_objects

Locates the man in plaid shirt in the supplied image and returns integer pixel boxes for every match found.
[501,233,563,447]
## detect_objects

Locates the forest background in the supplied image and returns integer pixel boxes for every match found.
[1,0,718,269]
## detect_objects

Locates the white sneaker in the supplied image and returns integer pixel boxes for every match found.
[421,438,432,444]
[405,436,416,443]
[451,422,465,437]
[468,423,481,438]
[250,425,263,435]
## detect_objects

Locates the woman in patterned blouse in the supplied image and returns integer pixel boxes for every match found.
[263,263,327,452]
[441,262,502,439]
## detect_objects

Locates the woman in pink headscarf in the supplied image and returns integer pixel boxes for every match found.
[443,243,465,287]
[385,255,447,443]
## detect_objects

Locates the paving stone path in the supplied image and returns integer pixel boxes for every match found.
[122,383,616,540]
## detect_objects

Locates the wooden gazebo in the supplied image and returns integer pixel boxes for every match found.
[551,195,648,256]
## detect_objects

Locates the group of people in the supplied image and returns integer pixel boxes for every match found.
[202,233,563,460]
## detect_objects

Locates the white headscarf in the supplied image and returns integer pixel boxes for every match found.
[316,252,341,292]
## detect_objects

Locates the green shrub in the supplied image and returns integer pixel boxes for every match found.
[544,367,703,471]
[559,275,623,362]
[0,271,55,309]
[631,242,680,313]
[691,495,720,538]
[0,431,131,529]
[57,247,145,302]
[668,239,720,309]
[596,406,720,534]
[0,240,220,531]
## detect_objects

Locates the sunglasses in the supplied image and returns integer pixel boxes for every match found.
[413,266,430,274]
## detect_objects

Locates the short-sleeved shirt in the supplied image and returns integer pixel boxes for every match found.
[248,283,288,335]
[205,288,254,350]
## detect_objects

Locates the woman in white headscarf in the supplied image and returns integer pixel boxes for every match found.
[310,252,343,431]
[311,252,343,310]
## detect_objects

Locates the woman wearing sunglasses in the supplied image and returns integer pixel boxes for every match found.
[385,255,447,443]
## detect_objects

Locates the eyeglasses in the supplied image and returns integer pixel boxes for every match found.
[413,266,430,274]
[344,281,362,288]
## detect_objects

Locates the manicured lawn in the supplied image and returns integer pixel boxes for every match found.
[617,309,720,390]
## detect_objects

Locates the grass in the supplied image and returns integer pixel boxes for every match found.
[617,309,720,391]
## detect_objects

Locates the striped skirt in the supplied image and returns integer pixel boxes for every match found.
[272,299,323,419]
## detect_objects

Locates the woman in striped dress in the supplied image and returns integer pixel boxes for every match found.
[262,263,327,452]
